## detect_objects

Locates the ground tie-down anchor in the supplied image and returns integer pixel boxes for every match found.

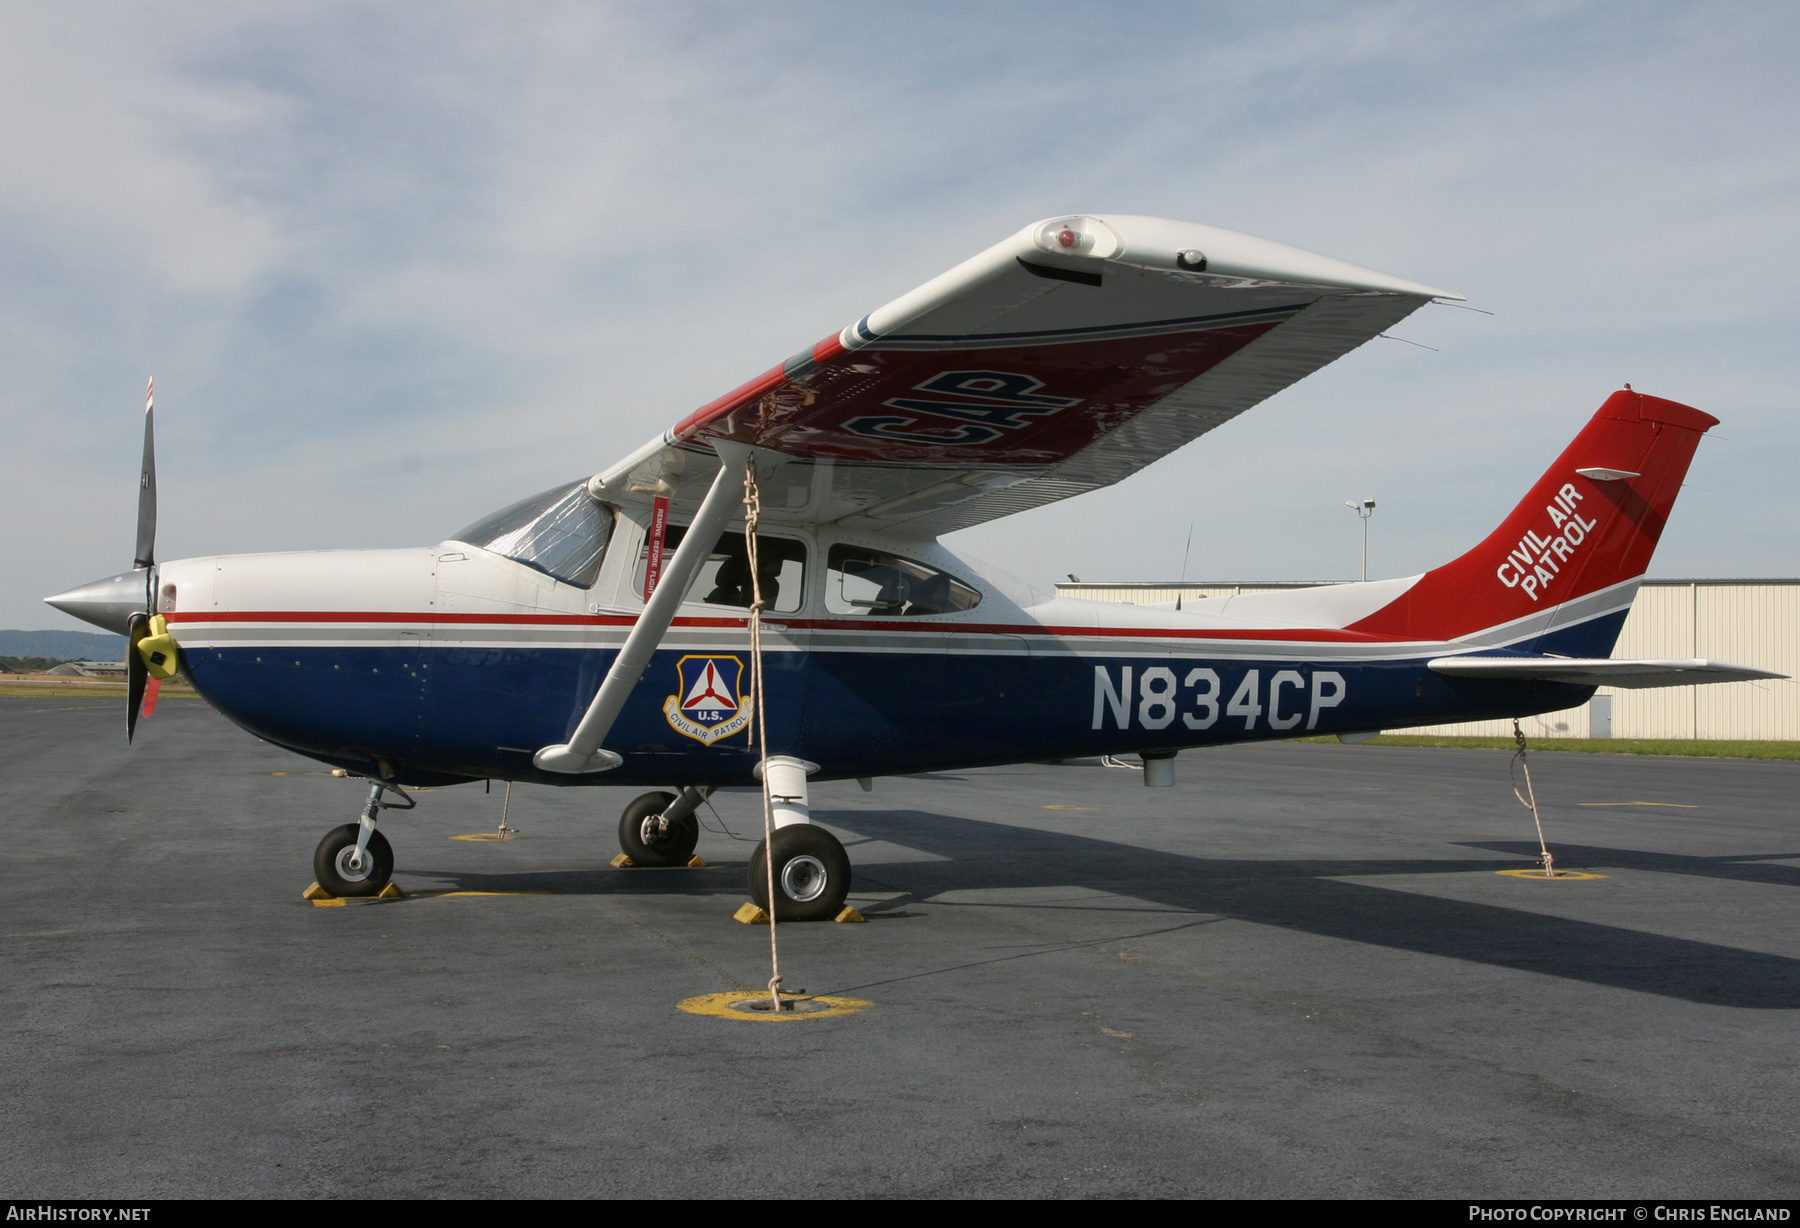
[1510,718,1558,878]
[497,780,517,839]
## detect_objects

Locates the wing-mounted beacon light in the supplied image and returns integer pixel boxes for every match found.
[1031,216,1125,260]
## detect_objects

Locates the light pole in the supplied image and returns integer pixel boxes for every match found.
[1346,498,1375,582]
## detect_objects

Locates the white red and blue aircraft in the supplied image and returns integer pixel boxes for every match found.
[46,214,1780,918]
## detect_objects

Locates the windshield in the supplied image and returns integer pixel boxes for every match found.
[451,481,615,588]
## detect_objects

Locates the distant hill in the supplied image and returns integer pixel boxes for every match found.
[0,629,128,661]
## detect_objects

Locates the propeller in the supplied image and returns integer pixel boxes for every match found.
[127,612,149,742]
[126,380,158,741]
[136,378,156,573]
[44,379,176,741]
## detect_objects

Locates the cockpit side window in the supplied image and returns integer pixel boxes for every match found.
[634,526,806,613]
[451,482,615,588]
[825,545,981,616]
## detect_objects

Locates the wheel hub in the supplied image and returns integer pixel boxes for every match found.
[780,854,829,903]
[335,846,374,882]
[640,815,670,847]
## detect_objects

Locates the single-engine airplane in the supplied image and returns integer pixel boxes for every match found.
[47,213,1781,918]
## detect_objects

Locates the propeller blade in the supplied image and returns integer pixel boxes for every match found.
[134,378,156,571]
[127,612,149,743]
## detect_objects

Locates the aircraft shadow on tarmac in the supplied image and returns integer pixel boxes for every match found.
[404,810,1800,1010]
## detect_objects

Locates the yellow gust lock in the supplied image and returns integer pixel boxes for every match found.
[137,614,181,680]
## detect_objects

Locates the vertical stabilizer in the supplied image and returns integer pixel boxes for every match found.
[1348,390,1717,654]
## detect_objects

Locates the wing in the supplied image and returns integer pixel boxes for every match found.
[606,214,1456,534]
[1427,657,1786,689]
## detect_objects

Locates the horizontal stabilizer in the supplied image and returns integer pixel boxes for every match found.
[1426,656,1785,689]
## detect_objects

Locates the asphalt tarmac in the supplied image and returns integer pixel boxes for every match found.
[3,695,1798,1199]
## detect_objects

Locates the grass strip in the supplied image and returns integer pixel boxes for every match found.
[1295,735,1800,760]
[0,684,198,699]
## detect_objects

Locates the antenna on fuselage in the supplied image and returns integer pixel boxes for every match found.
[1177,523,1194,611]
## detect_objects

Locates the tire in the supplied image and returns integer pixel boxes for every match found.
[313,823,394,897]
[617,791,699,867]
[747,825,851,922]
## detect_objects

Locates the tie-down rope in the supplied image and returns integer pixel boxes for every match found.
[1509,718,1557,877]
[743,455,784,1010]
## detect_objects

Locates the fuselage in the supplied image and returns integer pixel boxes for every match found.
[154,509,1601,787]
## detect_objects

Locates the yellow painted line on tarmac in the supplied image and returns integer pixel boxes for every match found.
[678,991,872,1021]
[450,833,520,841]
[1577,801,1696,808]
[1042,805,1099,811]
[308,889,548,906]
[1496,869,1609,881]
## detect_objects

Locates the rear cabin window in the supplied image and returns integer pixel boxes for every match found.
[452,482,615,588]
[635,526,807,614]
[825,545,981,616]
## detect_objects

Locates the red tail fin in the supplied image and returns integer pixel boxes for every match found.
[1349,390,1716,647]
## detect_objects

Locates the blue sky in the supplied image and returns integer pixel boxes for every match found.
[5,1,1796,628]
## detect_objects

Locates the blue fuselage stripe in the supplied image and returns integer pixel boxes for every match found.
[181,621,1614,787]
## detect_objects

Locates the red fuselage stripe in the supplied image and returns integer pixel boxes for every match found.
[163,610,1412,643]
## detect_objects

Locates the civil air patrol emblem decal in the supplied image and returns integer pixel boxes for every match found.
[663,655,753,745]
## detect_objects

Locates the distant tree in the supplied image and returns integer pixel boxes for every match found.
[0,656,70,672]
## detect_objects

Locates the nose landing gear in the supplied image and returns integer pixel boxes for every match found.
[312,777,412,897]
[314,823,394,896]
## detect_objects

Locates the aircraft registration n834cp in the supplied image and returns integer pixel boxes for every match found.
[48,214,1781,918]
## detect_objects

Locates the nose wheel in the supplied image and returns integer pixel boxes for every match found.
[311,777,411,898]
[313,823,394,897]
[748,825,851,922]
[617,791,701,867]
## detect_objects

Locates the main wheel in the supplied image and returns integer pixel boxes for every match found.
[748,825,851,922]
[313,824,394,897]
[618,791,699,867]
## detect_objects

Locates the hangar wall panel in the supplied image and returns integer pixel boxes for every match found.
[1395,582,1800,740]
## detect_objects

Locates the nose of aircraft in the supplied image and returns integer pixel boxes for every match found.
[44,568,154,636]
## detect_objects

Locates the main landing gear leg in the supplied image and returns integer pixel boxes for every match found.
[748,756,851,922]
[617,786,710,866]
[313,780,401,897]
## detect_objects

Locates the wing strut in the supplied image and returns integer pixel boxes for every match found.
[534,442,751,774]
